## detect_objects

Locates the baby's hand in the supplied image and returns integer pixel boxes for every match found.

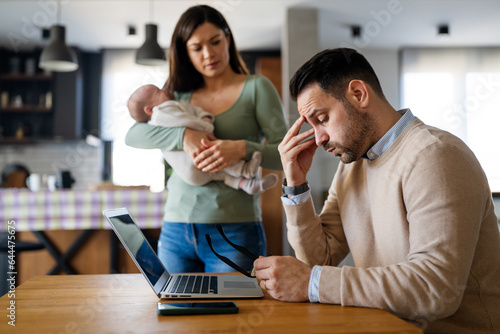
[201,116,213,124]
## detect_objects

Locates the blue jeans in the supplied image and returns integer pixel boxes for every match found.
[157,222,266,274]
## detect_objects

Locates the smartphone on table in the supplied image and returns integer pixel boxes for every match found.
[157,302,239,315]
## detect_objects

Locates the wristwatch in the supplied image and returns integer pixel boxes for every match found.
[282,178,310,196]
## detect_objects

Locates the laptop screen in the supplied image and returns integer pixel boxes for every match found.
[108,213,166,287]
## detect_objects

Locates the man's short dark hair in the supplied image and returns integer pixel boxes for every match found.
[289,48,385,102]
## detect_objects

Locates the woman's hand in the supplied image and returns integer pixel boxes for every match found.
[182,128,216,159]
[193,139,246,172]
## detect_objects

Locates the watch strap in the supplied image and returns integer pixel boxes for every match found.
[282,179,309,196]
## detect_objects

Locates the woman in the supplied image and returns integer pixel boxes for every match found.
[125,5,286,274]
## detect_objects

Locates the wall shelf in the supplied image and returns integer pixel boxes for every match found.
[0,73,53,81]
[0,47,100,144]
[0,48,65,140]
[1,106,52,113]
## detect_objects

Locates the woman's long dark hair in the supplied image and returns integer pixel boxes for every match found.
[164,5,248,98]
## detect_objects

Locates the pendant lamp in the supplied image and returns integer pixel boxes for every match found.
[39,25,78,72]
[136,0,166,66]
[136,24,166,66]
[39,1,78,72]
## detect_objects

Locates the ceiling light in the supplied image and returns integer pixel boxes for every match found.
[136,24,166,66]
[136,0,166,66]
[42,28,50,40]
[38,1,78,72]
[351,25,362,39]
[438,24,449,36]
[39,25,78,72]
[128,25,137,36]
[127,24,139,42]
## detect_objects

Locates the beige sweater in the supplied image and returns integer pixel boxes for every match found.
[285,118,500,333]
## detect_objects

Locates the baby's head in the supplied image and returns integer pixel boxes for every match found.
[128,84,170,123]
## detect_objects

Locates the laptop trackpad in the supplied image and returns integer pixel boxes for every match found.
[224,281,256,289]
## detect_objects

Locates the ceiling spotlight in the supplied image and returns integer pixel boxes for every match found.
[351,25,361,39]
[42,28,50,40]
[438,24,449,36]
[127,25,139,41]
[128,25,136,36]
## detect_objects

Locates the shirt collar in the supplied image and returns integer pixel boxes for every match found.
[364,109,415,160]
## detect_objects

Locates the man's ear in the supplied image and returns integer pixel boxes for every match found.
[346,80,369,109]
[144,105,154,116]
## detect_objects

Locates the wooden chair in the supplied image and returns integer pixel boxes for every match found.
[0,163,30,188]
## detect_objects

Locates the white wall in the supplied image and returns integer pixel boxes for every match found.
[363,49,400,108]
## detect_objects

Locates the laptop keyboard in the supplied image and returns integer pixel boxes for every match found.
[169,275,218,294]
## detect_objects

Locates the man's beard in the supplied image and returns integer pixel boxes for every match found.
[323,101,374,164]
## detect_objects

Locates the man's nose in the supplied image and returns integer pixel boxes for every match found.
[315,128,328,147]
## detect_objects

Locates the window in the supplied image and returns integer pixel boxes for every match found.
[100,49,168,192]
[401,48,500,193]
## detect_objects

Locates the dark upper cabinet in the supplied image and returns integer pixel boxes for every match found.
[0,47,101,143]
[52,49,83,140]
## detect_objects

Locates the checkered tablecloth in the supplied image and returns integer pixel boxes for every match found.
[0,188,168,231]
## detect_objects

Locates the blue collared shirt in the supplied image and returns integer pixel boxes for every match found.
[282,109,416,302]
[364,108,415,160]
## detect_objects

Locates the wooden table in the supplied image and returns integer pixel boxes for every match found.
[0,274,423,333]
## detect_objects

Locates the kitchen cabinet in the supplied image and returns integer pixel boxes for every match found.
[0,48,55,141]
[0,47,99,143]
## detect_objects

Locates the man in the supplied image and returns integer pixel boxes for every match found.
[254,48,500,333]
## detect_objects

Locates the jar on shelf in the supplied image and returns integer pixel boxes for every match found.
[12,95,23,108]
[45,92,52,108]
[15,123,24,139]
[25,58,35,75]
[9,57,20,74]
[1,91,8,108]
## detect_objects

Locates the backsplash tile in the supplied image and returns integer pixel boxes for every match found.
[0,141,102,189]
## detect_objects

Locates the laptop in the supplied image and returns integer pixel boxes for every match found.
[103,207,264,299]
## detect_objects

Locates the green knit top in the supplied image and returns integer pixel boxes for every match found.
[125,75,287,223]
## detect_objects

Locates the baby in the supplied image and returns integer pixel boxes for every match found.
[127,85,277,194]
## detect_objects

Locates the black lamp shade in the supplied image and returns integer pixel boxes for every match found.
[39,25,78,72]
[136,24,166,66]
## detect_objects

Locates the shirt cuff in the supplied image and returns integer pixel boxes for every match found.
[308,265,322,303]
[281,189,311,205]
